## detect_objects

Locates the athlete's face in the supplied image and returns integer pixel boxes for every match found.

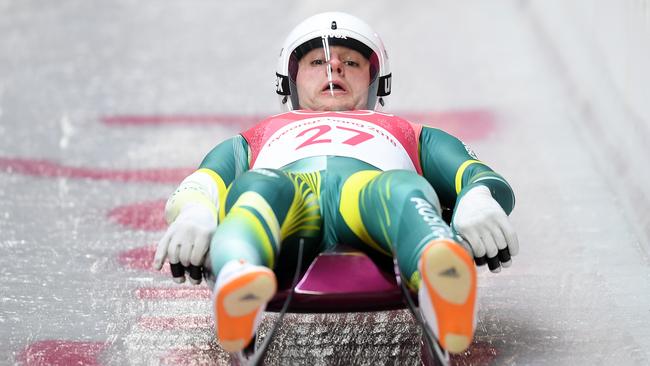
[296,46,371,111]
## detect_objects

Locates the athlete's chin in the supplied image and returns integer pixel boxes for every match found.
[311,99,363,111]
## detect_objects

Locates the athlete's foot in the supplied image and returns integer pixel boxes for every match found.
[213,259,277,353]
[418,239,477,354]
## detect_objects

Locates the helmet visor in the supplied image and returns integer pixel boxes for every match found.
[288,36,380,111]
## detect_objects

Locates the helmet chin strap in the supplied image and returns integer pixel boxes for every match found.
[321,36,335,96]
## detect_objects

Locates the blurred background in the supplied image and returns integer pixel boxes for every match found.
[1,1,649,365]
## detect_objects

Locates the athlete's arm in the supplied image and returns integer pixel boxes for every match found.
[153,135,250,284]
[419,126,518,272]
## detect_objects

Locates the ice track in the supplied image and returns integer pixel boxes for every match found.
[2,1,650,365]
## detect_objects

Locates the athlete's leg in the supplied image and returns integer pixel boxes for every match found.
[339,169,477,353]
[340,170,451,276]
[208,168,322,352]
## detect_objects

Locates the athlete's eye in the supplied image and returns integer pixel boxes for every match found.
[310,59,325,66]
[344,60,360,67]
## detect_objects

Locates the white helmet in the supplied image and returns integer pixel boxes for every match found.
[276,12,391,111]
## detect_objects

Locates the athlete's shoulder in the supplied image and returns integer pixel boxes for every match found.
[420,124,451,136]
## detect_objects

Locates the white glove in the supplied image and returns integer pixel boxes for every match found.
[153,203,217,284]
[452,185,519,273]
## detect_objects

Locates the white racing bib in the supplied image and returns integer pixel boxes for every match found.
[251,116,417,171]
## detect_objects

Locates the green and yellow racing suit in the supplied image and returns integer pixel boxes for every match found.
[165,110,514,289]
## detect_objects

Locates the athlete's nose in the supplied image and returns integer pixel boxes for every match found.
[328,56,345,76]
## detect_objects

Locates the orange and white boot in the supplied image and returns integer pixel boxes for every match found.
[418,238,477,354]
[213,259,277,353]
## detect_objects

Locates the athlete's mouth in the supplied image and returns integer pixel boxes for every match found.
[321,81,347,93]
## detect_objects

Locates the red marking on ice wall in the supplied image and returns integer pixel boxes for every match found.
[137,316,211,330]
[16,340,107,366]
[450,341,498,365]
[0,157,191,183]
[136,287,211,300]
[102,114,264,127]
[108,200,167,231]
[405,109,495,141]
[117,245,169,273]
[101,109,495,142]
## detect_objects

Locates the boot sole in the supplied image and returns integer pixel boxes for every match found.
[215,268,277,353]
[421,239,477,354]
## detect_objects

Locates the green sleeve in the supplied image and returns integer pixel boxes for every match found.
[419,126,515,214]
[198,135,250,186]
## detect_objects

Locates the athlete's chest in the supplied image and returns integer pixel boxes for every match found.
[242,111,422,173]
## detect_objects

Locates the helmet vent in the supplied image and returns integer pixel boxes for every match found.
[331,21,337,30]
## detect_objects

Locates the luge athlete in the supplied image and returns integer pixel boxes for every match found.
[153,12,519,355]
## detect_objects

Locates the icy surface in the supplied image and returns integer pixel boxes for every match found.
[2,1,650,365]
